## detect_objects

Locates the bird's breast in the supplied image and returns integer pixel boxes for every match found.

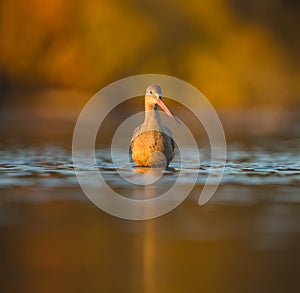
[130,130,175,167]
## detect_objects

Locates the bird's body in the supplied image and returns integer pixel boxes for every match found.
[130,85,178,168]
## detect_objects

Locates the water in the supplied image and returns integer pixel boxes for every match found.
[1,142,300,198]
[1,140,300,292]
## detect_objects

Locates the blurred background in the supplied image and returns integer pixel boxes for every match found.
[1,1,300,292]
[0,0,300,146]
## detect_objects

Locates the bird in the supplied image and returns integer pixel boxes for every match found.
[130,84,180,168]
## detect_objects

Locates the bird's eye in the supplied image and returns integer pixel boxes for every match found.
[150,91,153,94]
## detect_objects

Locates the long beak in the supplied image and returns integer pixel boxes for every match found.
[156,97,181,124]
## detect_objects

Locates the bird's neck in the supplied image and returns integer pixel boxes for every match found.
[143,106,163,130]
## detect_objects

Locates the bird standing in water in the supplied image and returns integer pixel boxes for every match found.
[130,85,179,168]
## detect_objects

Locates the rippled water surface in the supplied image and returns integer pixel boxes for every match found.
[1,140,300,292]
[1,141,300,198]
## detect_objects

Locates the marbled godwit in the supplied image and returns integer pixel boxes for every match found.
[130,85,179,168]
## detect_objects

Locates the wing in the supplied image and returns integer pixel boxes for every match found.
[129,124,143,163]
[131,124,143,142]
[164,126,175,151]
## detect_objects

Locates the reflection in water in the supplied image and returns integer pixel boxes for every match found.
[103,165,180,200]
[0,142,300,291]
[143,220,156,293]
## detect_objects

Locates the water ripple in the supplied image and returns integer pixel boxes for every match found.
[0,145,299,193]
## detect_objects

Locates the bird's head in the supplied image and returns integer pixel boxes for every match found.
[145,84,180,123]
[145,84,162,105]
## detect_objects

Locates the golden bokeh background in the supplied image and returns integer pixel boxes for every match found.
[0,0,300,146]
[1,0,299,107]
